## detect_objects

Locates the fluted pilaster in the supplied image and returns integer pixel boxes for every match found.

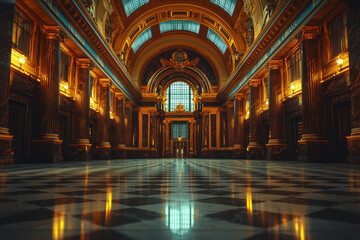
[266,61,287,160]
[32,26,63,163]
[69,59,93,161]
[0,1,15,164]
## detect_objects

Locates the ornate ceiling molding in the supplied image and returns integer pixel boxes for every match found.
[130,34,229,84]
[112,4,246,64]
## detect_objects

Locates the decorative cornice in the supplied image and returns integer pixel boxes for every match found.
[58,0,141,104]
[267,60,282,70]
[218,0,314,102]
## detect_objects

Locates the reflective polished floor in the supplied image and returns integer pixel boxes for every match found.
[0,159,360,240]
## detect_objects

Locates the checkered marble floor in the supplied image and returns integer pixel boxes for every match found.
[0,159,360,240]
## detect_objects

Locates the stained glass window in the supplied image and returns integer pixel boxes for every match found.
[207,29,227,54]
[132,27,152,53]
[166,82,193,112]
[160,20,200,34]
[122,0,149,17]
[209,0,237,16]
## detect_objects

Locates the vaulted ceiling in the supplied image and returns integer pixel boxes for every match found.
[107,0,274,88]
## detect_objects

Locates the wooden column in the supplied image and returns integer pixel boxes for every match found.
[226,102,234,148]
[189,120,195,156]
[203,110,210,149]
[247,80,264,159]
[69,59,92,161]
[124,100,133,148]
[233,95,246,158]
[266,60,287,160]
[93,79,111,159]
[164,120,171,157]
[346,0,360,163]
[32,26,63,163]
[297,26,328,162]
[193,111,203,157]
[0,1,15,164]
[112,93,126,159]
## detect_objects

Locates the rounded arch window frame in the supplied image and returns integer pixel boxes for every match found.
[163,79,196,112]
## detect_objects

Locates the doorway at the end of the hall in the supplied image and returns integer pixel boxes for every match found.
[172,121,188,158]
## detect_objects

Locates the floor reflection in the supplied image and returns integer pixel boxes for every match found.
[164,200,196,235]
[0,159,358,240]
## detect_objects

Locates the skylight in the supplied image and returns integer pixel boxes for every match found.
[209,0,237,16]
[207,29,227,54]
[122,0,149,17]
[159,20,201,34]
[132,27,152,53]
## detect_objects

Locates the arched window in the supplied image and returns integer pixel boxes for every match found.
[166,82,194,112]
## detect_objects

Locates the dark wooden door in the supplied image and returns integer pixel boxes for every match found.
[9,101,27,163]
[59,115,70,161]
[332,101,351,162]
[289,116,302,161]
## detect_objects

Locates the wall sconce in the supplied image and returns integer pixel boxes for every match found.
[265,100,269,105]
[336,57,344,67]
[291,84,295,94]
[178,137,182,142]
[63,83,69,94]
[90,98,95,105]
[19,57,25,68]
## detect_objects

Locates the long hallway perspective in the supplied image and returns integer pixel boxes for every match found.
[0,158,360,240]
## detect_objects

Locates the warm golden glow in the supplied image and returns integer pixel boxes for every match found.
[246,189,253,215]
[265,100,269,105]
[19,57,26,66]
[64,83,69,90]
[336,57,344,66]
[291,84,295,90]
[52,212,65,240]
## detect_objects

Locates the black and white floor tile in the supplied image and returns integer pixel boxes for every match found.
[0,159,360,239]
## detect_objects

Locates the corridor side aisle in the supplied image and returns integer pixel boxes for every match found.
[0,159,359,240]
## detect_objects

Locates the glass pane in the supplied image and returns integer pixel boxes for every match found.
[209,0,237,16]
[160,20,200,34]
[173,122,187,138]
[207,28,227,54]
[132,27,152,53]
[166,82,193,112]
[122,0,149,17]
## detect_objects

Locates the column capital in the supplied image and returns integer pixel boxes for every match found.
[294,26,322,42]
[77,58,95,69]
[115,92,125,99]
[235,93,244,101]
[99,78,111,87]
[248,79,260,87]
[42,25,62,40]
[267,60,282,70]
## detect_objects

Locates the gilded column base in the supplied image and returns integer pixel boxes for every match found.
[266,139,287,160]
[32,134,63,163]
[93,142,111,160]
[69,139,91,161]
[247,142,264,160]
[111,144,127,159]
[297,134,328,162]
[233,144,247,159]
[347,128,360,164]
[0,127,14,165]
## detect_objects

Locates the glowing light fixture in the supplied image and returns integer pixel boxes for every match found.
[336,57,344,66]
[19,57,25,68]
[266,100,269,105]
[291,84,295,90]
[63,84,69,90]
